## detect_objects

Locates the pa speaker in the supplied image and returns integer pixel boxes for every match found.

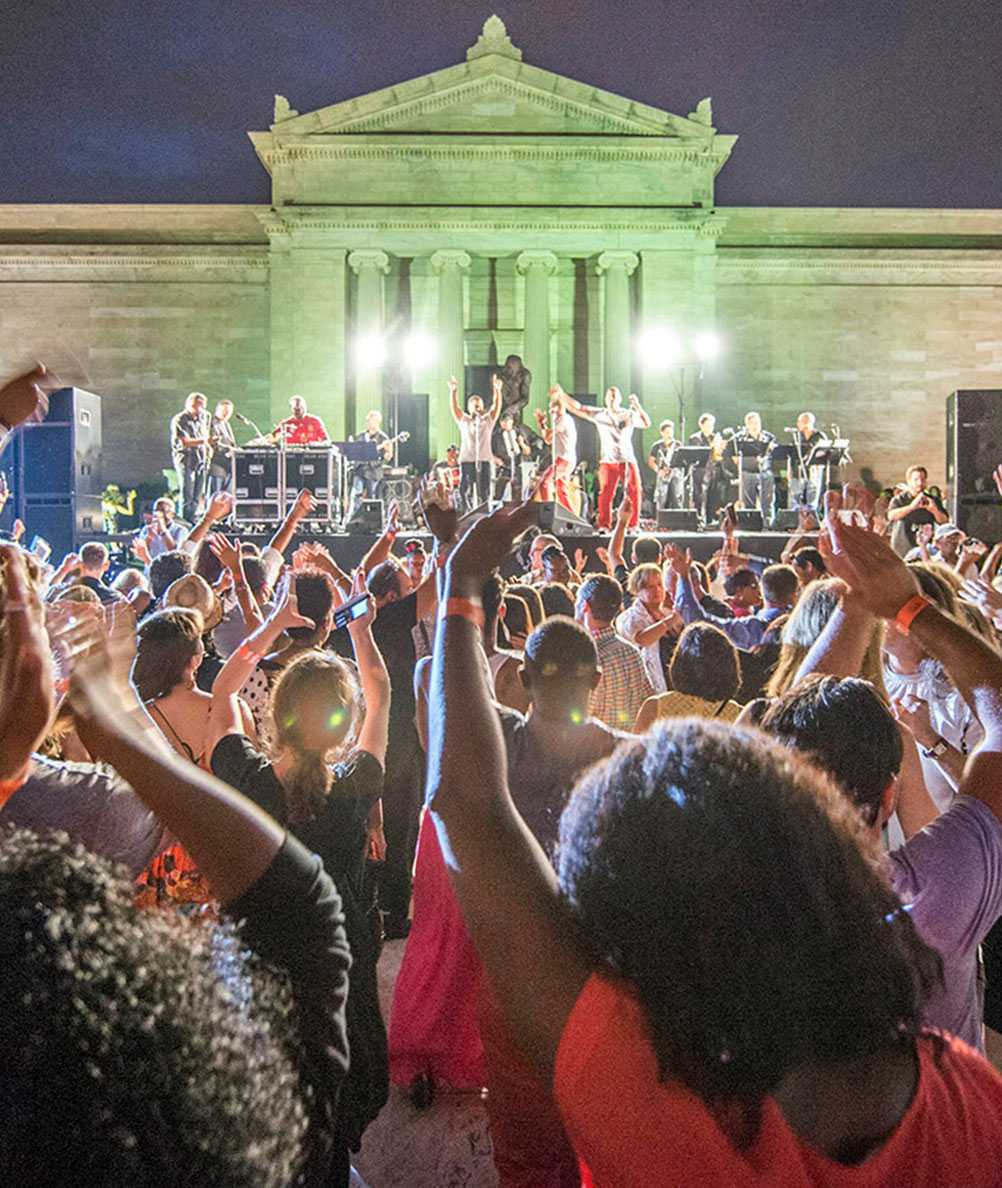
[536,500,592,536]
[346,499,383,534]
[16,387,102,497]
[20,495,102,559]
[735,509,764,532]
[657,509,699,532]
[947,389,1002,538]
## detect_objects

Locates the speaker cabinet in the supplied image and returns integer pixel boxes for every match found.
[536,500,592,536]
[657,509,700,532]
[20,495,103,560]
[393,393,429,473]
[346,499,384,534]
[18,387,102,497]
[735,509,764,532]
[947,390,1002,538]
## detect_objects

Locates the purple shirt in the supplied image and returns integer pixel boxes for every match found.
[889,796,1002,1050]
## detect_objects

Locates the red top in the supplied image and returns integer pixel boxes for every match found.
[555,973,1002,1188]
[280,414,328,446]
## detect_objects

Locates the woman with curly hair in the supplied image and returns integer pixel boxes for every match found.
[0,545,351,1187]
[423,504,1002,1187]
[209,570,391,1188]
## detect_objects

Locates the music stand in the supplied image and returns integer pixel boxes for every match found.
[673,446,711,516]
[334,441,380,527]
[806,442,850,502]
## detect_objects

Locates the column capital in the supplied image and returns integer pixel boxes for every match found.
[347,249,390,275]
[515,250,559,276]
[596,250,640,277]
[430,249,472,274]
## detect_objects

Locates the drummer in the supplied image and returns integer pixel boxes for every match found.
[271,395,330,445]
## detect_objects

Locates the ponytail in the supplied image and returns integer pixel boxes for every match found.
[283,749,332,827]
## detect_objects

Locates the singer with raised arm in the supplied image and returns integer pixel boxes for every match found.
[564,386,650,529]
[271,394,330,446]
[169,391,213,520]
[534,384,578,513]
[450,373,502,511]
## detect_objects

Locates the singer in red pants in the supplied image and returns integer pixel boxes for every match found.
[563,386,651,529]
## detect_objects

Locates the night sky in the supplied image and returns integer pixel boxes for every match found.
[2,0,999,208]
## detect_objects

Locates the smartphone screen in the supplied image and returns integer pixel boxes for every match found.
[333,592,370,631]
[29,535,51,562]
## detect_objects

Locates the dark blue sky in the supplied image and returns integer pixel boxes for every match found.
[2,0,999,207]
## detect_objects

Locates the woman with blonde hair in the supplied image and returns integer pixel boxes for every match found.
[766,577,886,699]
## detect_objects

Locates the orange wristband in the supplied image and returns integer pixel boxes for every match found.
[895,594,933,635]
[442,597,485,629]
[0,760,30,808]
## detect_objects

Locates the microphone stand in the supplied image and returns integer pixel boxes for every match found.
[236,413,266,441]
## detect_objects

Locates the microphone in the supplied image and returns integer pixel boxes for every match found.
[783,426,799,432]
[234,412,252,425]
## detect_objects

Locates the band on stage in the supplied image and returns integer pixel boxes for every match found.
[168,382,847,531]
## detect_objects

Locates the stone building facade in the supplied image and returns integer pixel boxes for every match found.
[1,16,1000,490]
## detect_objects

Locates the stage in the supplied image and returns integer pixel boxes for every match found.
[108,529,799,576]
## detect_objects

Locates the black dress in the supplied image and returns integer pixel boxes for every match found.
[212,735,389,1185]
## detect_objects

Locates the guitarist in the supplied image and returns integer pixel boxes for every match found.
[349,408,403,519]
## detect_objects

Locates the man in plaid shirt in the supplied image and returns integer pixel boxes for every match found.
[576,574,653,730]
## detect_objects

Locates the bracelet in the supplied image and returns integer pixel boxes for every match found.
[441,597,485,629]
[236,640,268,661]
[894,594,933,635]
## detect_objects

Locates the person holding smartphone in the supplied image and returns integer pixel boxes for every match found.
[886,464,948,556]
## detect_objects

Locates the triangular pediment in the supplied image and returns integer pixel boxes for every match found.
[263,21,714,142]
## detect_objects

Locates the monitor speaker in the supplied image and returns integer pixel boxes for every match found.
[947,389,1002,538]
[536,500,592,536]
[345,499,383,534]
[774,509,803,533]
[657,509,699,532]
[735,509,764,532]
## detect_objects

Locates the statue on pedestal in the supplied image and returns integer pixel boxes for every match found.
[497,354,532,424]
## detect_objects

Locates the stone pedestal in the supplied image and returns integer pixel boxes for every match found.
[349,249,391,421]
[431,249,471,452]
[597,251,639,395]
[516,250,558,414]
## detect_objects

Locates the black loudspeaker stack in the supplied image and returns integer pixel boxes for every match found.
[657,508,700,532]
[7,387,103,557]
[392,393,429,473]
[946,390,1002,539]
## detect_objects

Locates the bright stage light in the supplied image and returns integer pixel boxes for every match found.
[638,326,681,369]
[355,333,387,369]
[403,331,436,369]
[694,332,721,362]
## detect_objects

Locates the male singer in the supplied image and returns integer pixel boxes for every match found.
[450,374,502,510]
[564,386,651,528]
[208,398,237,496]
[789,411,829,511]
[730,411,777,526]
[169,391,212,519]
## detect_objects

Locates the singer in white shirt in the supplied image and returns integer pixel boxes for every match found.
[564,386,650,528]
[450,373,503,510]
[535,385,579,513]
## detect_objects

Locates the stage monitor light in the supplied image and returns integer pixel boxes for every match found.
[638,327,680,369]
[355,333,387,370]
[694,332,721,362]
[403,331,436,369]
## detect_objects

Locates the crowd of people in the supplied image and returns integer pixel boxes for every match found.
[2,361,1002,1186]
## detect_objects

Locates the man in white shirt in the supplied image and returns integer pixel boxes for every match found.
[450,374,502,511]
[535,385,578,513]
[564,386,651,529]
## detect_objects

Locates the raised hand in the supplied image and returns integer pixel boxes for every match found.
[0,545,55,778]
[386,500,400,538]
[663,542,692,580]
[892,695,938,750]
[0,363,59,431]
[448,376,459,396]
[292,488,316,520]
[344,567,376,636]
[11,519,25,543]
[207,490,234,523]
[574,546,587,575]
[446,500,538,597]
[994,465,1002,499]
[269,573,316,634]
[797,506,819,533]
[824,519,920,620]
[420,481,459,546]
[131,536,152,566]
[208,532,242,572]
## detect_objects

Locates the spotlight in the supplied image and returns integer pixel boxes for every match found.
[694,332,721,362]
[355,333,387,369]
[638,327,680,369]
[403,331,436,370]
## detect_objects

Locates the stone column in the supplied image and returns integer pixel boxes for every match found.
[431,249,472,457]
[516,250,558,416]
[348,250,391,423]
[597,251,639,395]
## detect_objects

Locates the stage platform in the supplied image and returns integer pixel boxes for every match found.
[108,529,797,575]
